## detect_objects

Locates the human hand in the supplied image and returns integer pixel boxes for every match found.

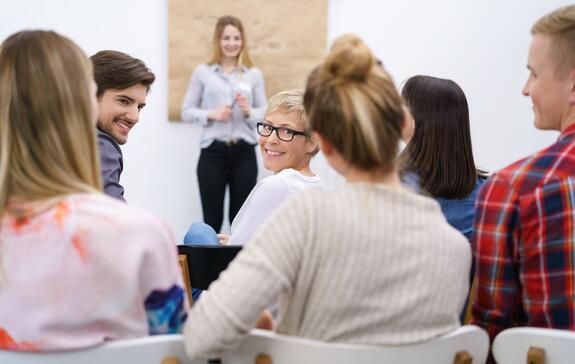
[217,234,230,245]
[236,93,250,118]
[255,309,274,330]
[208,106,232,122]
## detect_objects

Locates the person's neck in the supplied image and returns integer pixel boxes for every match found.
[220,57,238,74]
[274,165,315,177]
[560,108,575,133]
[344,166,403,189]
[296,165,315,177]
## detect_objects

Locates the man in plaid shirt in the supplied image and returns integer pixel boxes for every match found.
[472,5,575,341]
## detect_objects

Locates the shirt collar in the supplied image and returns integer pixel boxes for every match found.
[210,63,248,73]
[559,122,575,141]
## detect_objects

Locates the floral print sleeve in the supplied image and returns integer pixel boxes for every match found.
[0,193,189,351]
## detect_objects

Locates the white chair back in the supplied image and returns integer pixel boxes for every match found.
[493,327,575,364]
[222,325,489,364]
[0,334,202,364]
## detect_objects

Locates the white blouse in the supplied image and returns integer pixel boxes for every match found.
[228,168,324,245]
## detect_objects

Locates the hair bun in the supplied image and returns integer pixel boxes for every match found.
[323,34,374,83]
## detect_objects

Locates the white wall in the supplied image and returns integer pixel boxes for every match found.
[2,0,572,239]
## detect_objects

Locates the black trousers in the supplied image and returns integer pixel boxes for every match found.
[197,140,258,232]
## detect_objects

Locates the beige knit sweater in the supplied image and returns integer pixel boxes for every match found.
[184,183,471,358]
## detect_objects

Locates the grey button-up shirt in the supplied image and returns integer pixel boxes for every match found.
[181,63,267,148]
[97,128,125,201]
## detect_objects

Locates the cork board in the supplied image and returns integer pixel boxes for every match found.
[168,0,328,121]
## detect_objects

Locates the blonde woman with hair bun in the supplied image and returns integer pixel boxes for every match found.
[183,34,470,359]
[0,30,187,351]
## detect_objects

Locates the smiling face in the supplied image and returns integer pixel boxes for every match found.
[96,84,147,145]
[220,25,242,60]
[522,34,574,131]
[259,111,316,174]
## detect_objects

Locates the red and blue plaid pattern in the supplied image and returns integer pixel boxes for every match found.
[471,123,575,340]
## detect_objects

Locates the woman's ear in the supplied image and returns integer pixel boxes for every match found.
[401,104,415,143]
[315,132,332,156]
[306,132,320,155]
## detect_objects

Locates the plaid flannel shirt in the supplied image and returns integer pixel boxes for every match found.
[471,122,575,340]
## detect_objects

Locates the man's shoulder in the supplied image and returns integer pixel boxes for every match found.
[490,137,575,196]
[97,129,122,155]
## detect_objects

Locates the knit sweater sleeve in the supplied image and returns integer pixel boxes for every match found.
[183,193,310,358]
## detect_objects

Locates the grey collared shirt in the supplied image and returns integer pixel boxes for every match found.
[97,128,125,201]
[181,63,267,148]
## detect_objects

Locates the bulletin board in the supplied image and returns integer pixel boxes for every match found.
[168,0,328,121]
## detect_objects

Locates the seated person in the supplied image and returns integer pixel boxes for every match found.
[0,30,187,352]
[91,50,156,201]
[183,34,471,359]
[400,75,486,241]
[185,89,323,246]
[183,90,322,301]
[227,89,323,245]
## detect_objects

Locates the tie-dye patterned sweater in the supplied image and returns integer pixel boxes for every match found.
[0,193,188,351]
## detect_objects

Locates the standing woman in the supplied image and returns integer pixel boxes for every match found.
[181,15,267,232]
[400,75,486,241]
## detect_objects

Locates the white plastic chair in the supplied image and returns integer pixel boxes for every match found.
[0,334,203,364]
[222,325,489,364]
[493,327,575,364]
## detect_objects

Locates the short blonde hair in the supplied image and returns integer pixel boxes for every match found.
[532,5,575,77]
[0,31,101,216]
[207,15,253,69]
[264,90,319,157]
[304,34,404,173]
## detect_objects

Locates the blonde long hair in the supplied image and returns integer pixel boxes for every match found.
[0,30,102,219]
[207,15,254,68]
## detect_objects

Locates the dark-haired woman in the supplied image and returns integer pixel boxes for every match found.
[401,75,486,241]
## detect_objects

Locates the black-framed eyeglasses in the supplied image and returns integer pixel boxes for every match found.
[256,122,307,142]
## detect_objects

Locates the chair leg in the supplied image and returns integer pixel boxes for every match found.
[255,353,272,364]
[161,357,180,364]
[178,254,194,306]
[527,346,545,364]
[453,351,472,364]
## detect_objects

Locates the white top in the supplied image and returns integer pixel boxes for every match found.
[184,183,471,359]
[229,168,324,246]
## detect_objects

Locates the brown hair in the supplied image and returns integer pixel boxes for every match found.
[532,5,575,77]
[0,30,101,216]
[207,15,253,68]
[90,50,155,97]
[400,75,484,199]
[303,34,404,173]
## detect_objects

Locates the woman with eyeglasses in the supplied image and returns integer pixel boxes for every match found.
[224,89,323,245]
[183,34,470,359]
[184,90,323,247]
[182,90,322,303]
